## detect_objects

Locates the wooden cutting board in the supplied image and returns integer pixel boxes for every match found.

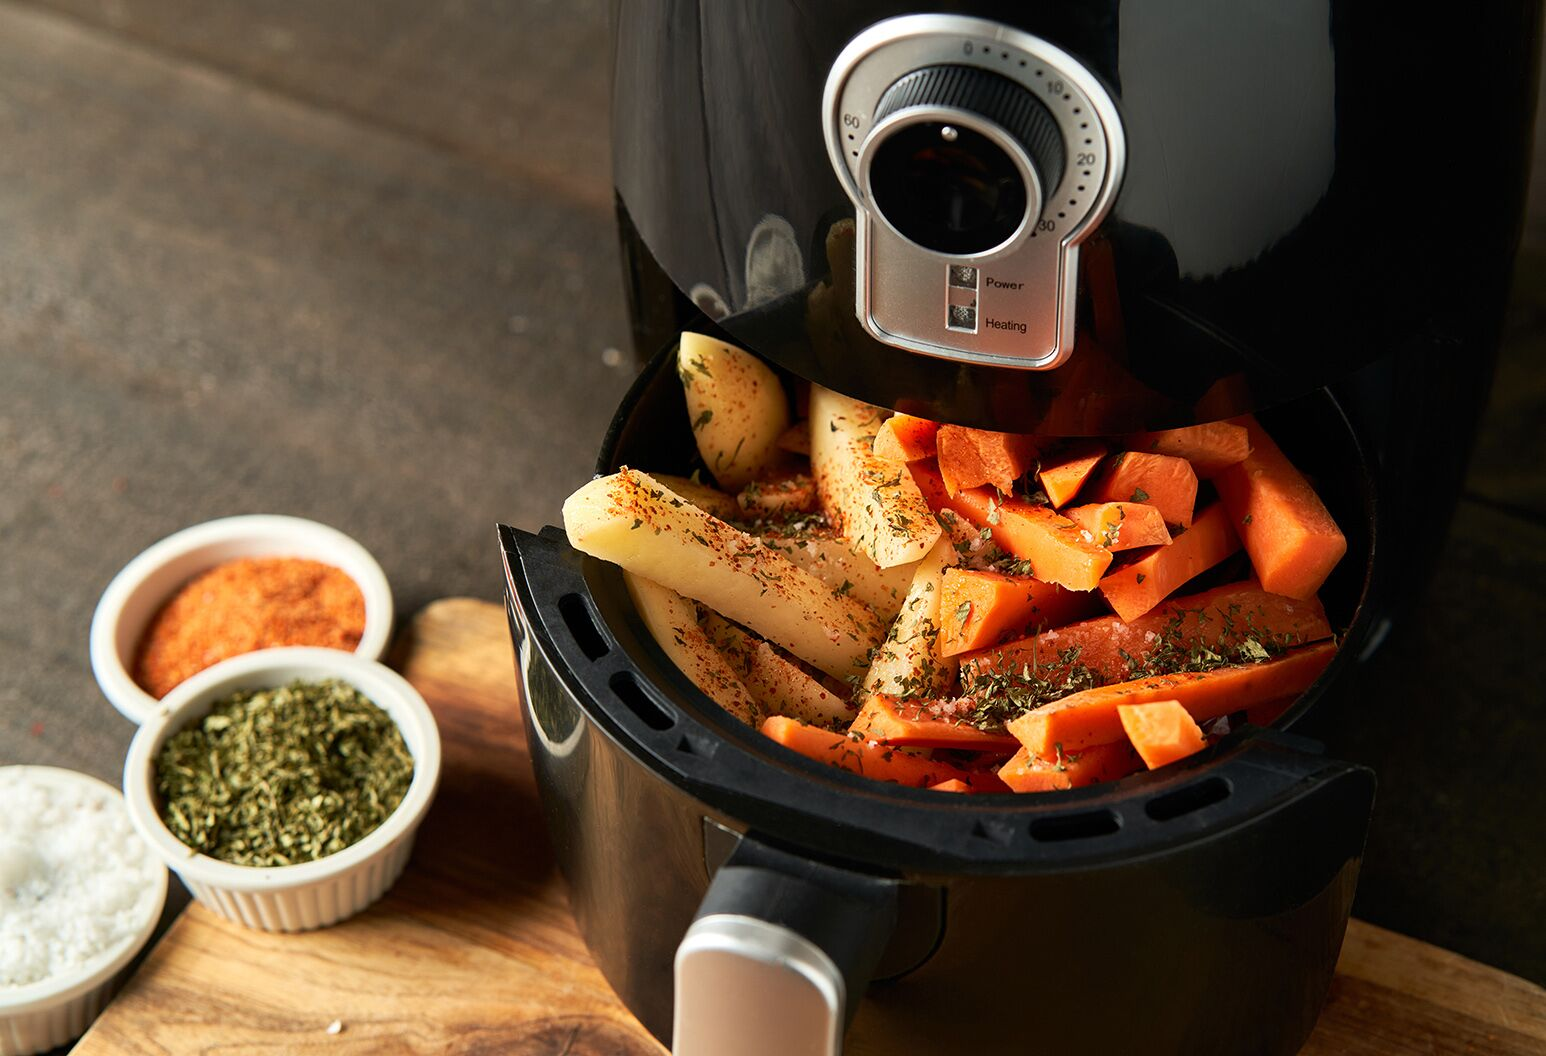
[74,598,1546,1056]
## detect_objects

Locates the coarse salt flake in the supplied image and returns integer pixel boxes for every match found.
[0,768,162,988]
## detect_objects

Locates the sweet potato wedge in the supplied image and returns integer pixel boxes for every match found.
[1098,502,1241,621]
[911,462,1112,591]
[939,567,1100,656]
[777,420,811,455]
[1214,415,1347,600]
[964,580,1332,684]
[1007,640,1336,757]
[1086,451,1199,529]
[1037,441,1106,507]
[1124,422,1251,478]
[936,425,1039,496]
[873,413,940,462]
[850,694,1022,753]
[1064,502,1172,552]
[762,715,983,788]
[997,741,1143,792]
[1119,700,1207,769]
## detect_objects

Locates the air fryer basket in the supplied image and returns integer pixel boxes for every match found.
[592,331,1376,774]
[499,334,1380,1053]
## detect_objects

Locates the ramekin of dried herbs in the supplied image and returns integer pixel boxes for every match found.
[121,647,440,933]
[91,515,395,726]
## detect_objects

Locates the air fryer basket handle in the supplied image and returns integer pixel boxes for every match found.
[674,837,898,1056]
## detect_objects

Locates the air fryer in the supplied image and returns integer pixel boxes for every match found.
[500,5,1540,1055]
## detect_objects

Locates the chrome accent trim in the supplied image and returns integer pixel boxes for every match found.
[856,104,1044,261]
[673,914,844,1056]
[822,13,1126,370]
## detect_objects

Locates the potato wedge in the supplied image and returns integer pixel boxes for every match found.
[564,469,884,679]
[648,472,742,521]
[701,611,853,726]
[737,470,817,517]
[678,332,788,491]
[758,527,913,622]
[810,385,941,568]
[623,573,760,725]
[862,535,960,699]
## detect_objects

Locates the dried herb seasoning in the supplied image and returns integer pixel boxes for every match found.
[154,679,414,867]
[961,647,1104,731]
[1120,605,1289,680]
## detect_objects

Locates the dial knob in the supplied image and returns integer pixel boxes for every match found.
[865,65,1065,256]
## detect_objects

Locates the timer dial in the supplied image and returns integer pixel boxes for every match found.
[823,15,1126,370]
[865,65,1064,256]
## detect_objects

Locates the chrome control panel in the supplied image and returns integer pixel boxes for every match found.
[823,14,1125,370]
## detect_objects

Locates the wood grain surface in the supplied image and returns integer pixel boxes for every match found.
[72,598,1546,1056]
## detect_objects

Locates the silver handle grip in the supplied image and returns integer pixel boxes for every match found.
[673,914,844,1056]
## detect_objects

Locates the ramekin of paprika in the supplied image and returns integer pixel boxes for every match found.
[90,515,394,725]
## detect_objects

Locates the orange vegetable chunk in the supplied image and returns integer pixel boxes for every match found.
[998,741,1143,793]
[1007,640,1336,758]
[1037,441,1106,507]
[939,568,1101,656]
[936,425,1039,496]
[1098,502,1241,621]
[850,694,1023,753]
[1118,700,1207,769]
[777,421,811,456]
[1214,415,1348,601]
[1124,422,1251,478]
[928,778,972,793]
[1064,502,1172,552]
[1087,451,1198,528]
[964,580,1332,685]
[873,413,940,462]
[911,462,1113,591]
[761,715,979,788]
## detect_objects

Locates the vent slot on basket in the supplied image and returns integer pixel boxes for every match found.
[1030,808,1121,843]
[1145,776,1231,821]
[609,670,676,731]
[557,592,609,660]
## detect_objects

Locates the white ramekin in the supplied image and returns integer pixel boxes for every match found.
[121,648,441,932]
[0,767,169,1056]
[90,514,395,726]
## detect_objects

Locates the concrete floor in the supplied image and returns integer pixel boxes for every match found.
[1,0,1544,997]
[0,0,632,778]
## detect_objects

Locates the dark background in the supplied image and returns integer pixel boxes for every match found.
[1,0,1543,988]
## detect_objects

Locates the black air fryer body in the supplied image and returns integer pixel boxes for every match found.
[500,3,1539,1054]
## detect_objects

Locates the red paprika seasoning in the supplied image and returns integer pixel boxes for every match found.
[132,557,366,698]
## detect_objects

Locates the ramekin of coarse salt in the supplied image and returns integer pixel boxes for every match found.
[0,766,168,1056]
[122,647,441,933]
